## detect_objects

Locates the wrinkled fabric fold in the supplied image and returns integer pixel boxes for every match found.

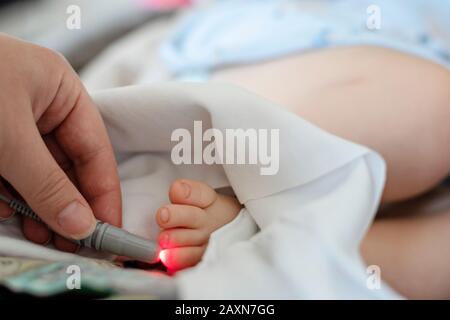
[0,82,401,298]
[94,83,400,298]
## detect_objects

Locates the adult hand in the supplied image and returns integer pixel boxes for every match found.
[0,34,122,251]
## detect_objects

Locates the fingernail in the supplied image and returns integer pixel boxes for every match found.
[180,182,191,198]
[57,201,96,239]
[159,207,170,223]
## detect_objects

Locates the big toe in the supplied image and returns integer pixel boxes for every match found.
[169,179,217,208]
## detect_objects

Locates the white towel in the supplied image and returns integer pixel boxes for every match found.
[0,83,401,298]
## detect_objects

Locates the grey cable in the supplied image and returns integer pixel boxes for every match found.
[0,194,160,263]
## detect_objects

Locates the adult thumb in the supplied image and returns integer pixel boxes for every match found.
[0,123,97,240]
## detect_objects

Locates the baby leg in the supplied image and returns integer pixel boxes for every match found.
[363,206,450,299]
[213,46,450,203]
[213,46,450,298]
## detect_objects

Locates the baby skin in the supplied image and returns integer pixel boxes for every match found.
[156,179,242,271]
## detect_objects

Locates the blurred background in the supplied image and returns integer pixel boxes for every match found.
[0,0,175,70]
[1,0,448,92]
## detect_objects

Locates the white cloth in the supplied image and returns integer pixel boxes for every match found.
[0,83,401,299]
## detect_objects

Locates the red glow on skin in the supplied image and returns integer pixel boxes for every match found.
[158,234,189,273]
[159,249,168,263]
[159,233,171,249]
[159,234,180,270]
[159,249,176,269]
[159,249,181,274]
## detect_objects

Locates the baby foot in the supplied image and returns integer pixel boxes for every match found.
[156,179,242,271]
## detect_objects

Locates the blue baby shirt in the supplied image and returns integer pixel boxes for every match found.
[160,0,450,79]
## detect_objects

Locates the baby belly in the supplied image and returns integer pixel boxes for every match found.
[210,45,428,115]
[211,46,365,111]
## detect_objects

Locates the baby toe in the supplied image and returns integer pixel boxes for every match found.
[159,246,206,270]
[159,228,209,249]
[169,179,217,208]
[156,204,206,229]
